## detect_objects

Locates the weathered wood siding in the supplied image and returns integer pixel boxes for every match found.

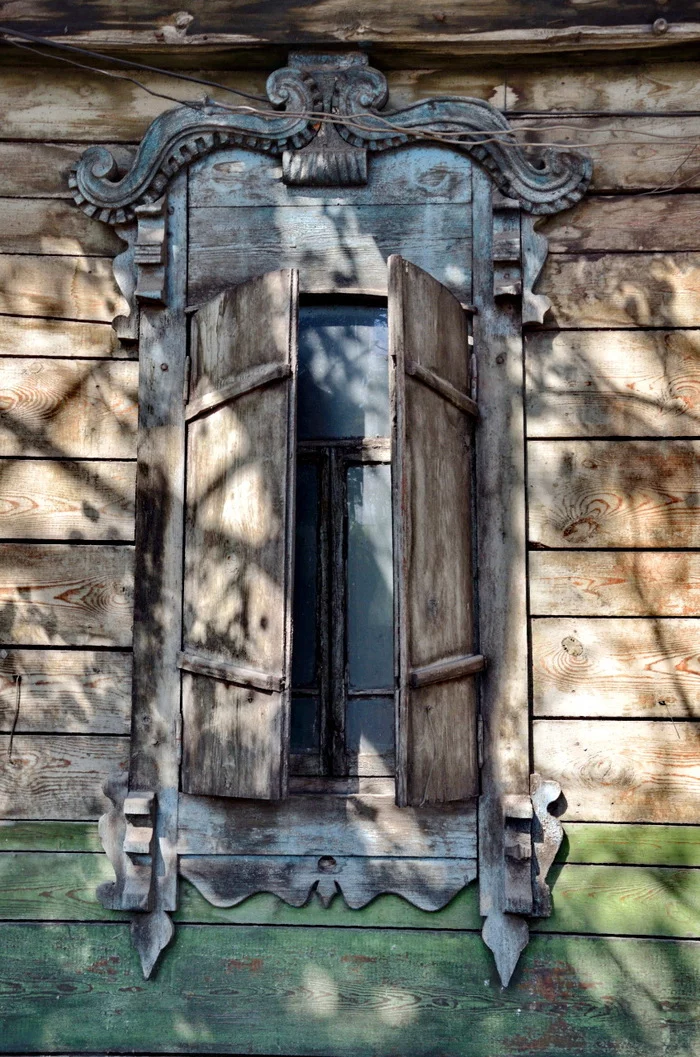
[0,47,699,1057]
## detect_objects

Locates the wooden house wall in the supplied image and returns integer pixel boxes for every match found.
[0,50,700,1056]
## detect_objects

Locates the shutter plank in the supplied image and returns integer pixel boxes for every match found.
[389,256,478,806]
[181,270,298,800]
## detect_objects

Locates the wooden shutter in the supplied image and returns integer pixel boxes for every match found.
[389,256,482,807]
[179,270,298,800]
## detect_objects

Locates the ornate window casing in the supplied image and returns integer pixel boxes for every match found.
[70,51,591,985]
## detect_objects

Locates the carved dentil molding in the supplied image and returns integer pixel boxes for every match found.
[70,51,591,223]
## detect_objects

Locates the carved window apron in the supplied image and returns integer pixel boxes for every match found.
[70,51,591,984]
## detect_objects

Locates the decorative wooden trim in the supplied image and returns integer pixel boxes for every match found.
[70,51,590,225]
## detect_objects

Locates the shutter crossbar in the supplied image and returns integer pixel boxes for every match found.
[185,361,292,422]
[177,650,283,693]
[409,653,486,689]
[405,360,479,419]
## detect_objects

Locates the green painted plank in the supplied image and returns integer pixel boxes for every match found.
[0,821,102,853]
[0,852,480,930]
[558,823,700,867]
[1,923,699,1055]
[4,854,700,938]
[534,864,700,938]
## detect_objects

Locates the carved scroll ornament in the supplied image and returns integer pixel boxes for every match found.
[70,52,590,225]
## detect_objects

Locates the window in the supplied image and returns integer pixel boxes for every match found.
[291,300,394,782]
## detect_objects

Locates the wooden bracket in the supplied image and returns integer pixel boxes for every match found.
[97,774,156,913]
[492,196,522,299]
[134,198,167,304]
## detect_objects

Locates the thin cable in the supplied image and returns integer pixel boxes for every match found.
[0,23,268,103]
[6,37,205,110]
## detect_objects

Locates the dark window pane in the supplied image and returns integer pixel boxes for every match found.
[292,461,319,687]
[298,305,389,439]
[346,696,394,754]
[347,463,393,689]
[290,695,319,754]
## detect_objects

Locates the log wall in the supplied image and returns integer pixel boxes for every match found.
[1,45,700,1057]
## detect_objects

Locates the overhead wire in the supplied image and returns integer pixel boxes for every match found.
[2,26,700,193]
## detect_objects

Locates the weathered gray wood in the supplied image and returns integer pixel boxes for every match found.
[539,253,700,330]
[177,651,283,693]
[528,440,700,549]
[526,329,700,439]
[0,316,128,360]
[533,617,700,719]
[410,653,485,689]
[539,195,700,255]
[0,198,122,256]
[190,146,473,208]
[0,543,133,646]
[181,270,298,801]
[472,180,532,987]
[389,255,477,806]
[181,854,476,911]
[534,720,700,823]
[0,142,136,199]
[0,649,131,734]
[0,734,128,819]
[127,177,188,942]
[405,359,479,418]
[0,254,127,322]
[0,460,135,540]
[189,205,472,304]
[512,116,700,194]
[177,792,477,858]
[530,551,700,617]
[0,358,137,458]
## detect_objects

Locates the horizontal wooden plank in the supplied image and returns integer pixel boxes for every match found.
[539,253,700,330]
[0,649,131,734]
[513,115,700,193]
[526,329,700,438]
[530,551,700,616]
[0,734,128,819]
[0,543,133,646]
[0,142,135,198]
[559,822,700,866]
[0,255,126,322]
[0,460,135,540]
[190,146,473,208]
[188,204,472,303]
[538,195,700,254]
[0,198,121,256]
[0,851,480,929]
[178,793,476,859]
[3,851,700,940]
[506,59,700,113]
[533,618,700,718]
[0,316,129,359]
[0,358,137,458]
[0,66,268,142]
[534,719,700,823]
[534,863,700,938]
[0,820,102,851]
[528,440,700,549]
[2,923,700,1055]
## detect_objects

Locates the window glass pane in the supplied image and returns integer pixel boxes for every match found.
[298,305,389,439]
[290,695,319,754]
[292,461,318,687]
[347,463,393,689]
[346,696,394,754]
